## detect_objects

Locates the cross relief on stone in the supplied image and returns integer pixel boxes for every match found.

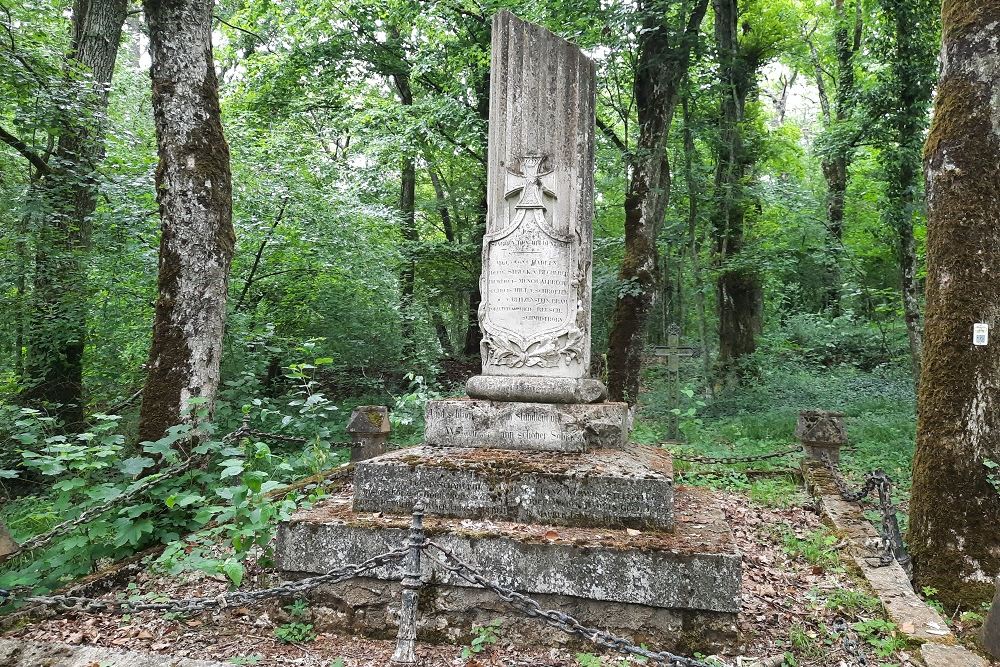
[504,154,556,212]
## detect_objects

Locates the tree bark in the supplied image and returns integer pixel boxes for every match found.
[682,93,714,396]
[712,0,763,382]
[819,0,862,314]
[138,0,236,442]
[605,0,709,404]
[21,0,127,428]
[910,0,1000,609]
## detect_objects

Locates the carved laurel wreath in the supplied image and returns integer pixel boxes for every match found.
[482,321,585,369]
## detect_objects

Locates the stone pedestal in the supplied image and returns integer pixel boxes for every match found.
[424,399,629,452]
[346,405,390,463]
[352,444,674,530]
[276,486,740,650]
[796,409,847,463]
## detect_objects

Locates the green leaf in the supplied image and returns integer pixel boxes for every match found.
[120,456,155,476]
[223,560,244,587]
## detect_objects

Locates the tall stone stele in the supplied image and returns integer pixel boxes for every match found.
[275,12,742,652]
[425,11,628,451]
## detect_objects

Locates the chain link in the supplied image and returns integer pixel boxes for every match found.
[8,549,405,615]
[1,458,195,564]
[821,455,911,574]
[831,617,869,666]
[424,540,712,667]
[668,445,800,465]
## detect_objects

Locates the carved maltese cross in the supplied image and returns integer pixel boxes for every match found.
[504,154,556,210]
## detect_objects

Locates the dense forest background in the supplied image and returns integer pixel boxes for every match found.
[0,0,937,411]
[9,0,994,618]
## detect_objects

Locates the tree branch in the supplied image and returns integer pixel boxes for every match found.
[0,124,50,175]
[597,116,628,155]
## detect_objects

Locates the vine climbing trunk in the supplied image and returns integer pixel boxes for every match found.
[22,0,128,428]
[712,0,763,384]
[910,0,1000,610]
[605,0,708,404]
[138,0,235,442]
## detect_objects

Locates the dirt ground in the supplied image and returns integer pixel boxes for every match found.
[6,482,969,667]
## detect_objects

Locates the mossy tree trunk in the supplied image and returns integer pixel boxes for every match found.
[20,0,127,429]
[392,62,418,364]
[876,0,937,383]
[139,0,235,442]
[818,0,862,314]
[605,0,709,404]
[910,0,1000,609]
[712,0,763,383]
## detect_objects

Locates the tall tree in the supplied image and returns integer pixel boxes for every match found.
[604,0,709,404]
[809,0,863,313]
[138,0,235,442]
[873,0,937,381]
[909,0,1000,609]
[16,0,128,427]
[712,0,764,380]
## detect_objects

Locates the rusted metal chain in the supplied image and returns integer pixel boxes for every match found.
[423,540,713,667]
[668,445,800,465]
[5,549,405,615]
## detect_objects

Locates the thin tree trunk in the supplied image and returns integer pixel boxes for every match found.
[22,0,128,428]
[138,0,235,443]
[429,167,455,242]
[910,0,1000,608]
[820,0,861,314]
[463,72,490,361]
[712,0,763,383]
[682,93,714,396]
[390,38,418,364]
[605,0,709,404]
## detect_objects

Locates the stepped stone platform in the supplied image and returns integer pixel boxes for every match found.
[424,399,630,452]
[352,444,675,529]
[276,485,740,648]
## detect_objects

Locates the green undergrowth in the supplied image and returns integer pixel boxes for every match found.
[637,349,916,513]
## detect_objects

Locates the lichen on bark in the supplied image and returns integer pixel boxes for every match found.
[910,0,1000,609]
[138,0,235,442]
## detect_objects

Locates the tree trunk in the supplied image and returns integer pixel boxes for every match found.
[682,93,714,395]
[605,0,709,404]
[21,0,128,428]
[712,0,762,382]
[138,0,235,442]
[910,0,1000,609]
[880,0,933,382]
[819,0,862,314]
[463,73,490,362]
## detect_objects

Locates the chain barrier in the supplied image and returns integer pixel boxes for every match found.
[2,549,405,615]
[2,501,720,667]
[821,454,912,575]
[832,617,869,666]
[668,445,801,465]
[0,458,194,565]
[423,540,712,667]
[0,420,339,568]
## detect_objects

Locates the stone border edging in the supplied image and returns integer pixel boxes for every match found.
[802,461,990,667]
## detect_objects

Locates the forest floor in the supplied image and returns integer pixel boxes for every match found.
[8,483,901,666]
[3,359,998,666]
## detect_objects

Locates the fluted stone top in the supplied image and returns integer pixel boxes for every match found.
[472,11,600,402]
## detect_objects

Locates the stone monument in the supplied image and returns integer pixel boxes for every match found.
[275,11,741,652]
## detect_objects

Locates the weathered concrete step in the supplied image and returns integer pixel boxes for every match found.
[277,486,740,614]
[0,638,228,666]
[424,399,630,452]
[352,444,674,530]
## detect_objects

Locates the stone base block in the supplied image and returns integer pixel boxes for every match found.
[297,577,737,653]
[424,399,629,452]
[276,487,740,616]
[466,375,608,404]
[352,444,674,530]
